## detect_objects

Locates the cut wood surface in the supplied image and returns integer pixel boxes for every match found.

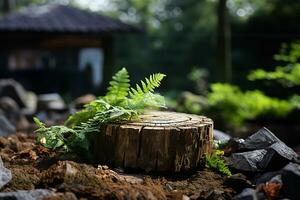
[91,111,213,172]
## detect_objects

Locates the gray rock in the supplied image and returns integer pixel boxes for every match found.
[0,189,54,200]
[0,97,29,130]
[282,162,300,200]
[227,127,299,172]
[269,174,282,183]
[0,115,15,136]
[0,97,19,113]
[182,194,190,200]
[253,171,281,185]
[241,128,298,159]
[37,93,66,111]
[0,157,12,189]
[225,173,253,192]
[0,79,37,113]
[233,188,265,200]
[74,94,96,109]
[214,129,231,142]
[228,149,268,172]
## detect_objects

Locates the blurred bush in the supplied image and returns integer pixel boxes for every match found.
[176,41,300,129]
[176,91,205,114]
[188,67,209,95]
[206,83,293,127]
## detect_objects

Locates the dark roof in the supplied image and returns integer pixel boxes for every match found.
[0,4,139,33]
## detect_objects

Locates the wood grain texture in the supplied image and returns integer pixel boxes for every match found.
[91,111,213,172]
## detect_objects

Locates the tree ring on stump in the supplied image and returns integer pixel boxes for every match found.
[91,111,213,172]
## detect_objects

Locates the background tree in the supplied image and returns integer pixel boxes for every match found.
[216,0,232,83]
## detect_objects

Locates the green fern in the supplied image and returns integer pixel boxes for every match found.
[65,99,111,127]
[34,68,166,157]
[129,73,165,99]
[34,117,76,150]
[206,151,232,176]
[127,73,166,110]
[104,68,130,105]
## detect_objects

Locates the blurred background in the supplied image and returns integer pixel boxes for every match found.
[0,0,300,147]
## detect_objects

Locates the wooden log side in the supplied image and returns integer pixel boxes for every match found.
[91,111,213,172]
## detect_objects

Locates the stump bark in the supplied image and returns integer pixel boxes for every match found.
[91,111,213,172]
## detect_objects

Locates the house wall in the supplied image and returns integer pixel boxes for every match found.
[0,32,114,97]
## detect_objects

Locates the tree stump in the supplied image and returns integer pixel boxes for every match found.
[91,111,213,172]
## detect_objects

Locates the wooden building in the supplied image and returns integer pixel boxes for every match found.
[0,4,139,96]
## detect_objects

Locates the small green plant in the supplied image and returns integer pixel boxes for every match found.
[34,68,166,157]
[206,150,232,176]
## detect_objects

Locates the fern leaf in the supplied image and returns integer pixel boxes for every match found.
[130,73,165,99]
[206,152,232,176]
[127,73,166,110]
[105,68,130,105]
[33,117,45,128]
[33,68,166,157]
[65,99,111,127]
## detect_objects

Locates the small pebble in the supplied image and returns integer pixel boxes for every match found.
[182,194,190,200]
[165,183,173,191]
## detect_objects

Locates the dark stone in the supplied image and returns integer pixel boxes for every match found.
[224,173,254,193]
[227,128,299,172]
[74,94,96,109]
[0,157,11,189]
[253,171,282,185]
[0,97,29,130]
[282,162,300,200]
[0,97,19,113]
[0,114,15,136]
[214,129,231,143]
[222,138,245,155]
[269,174,282,184]
[37,93,66,111]
[228,149,268,172]
[233,188,265,200]
[240,127,280,150]
[0,189,54,200]
[0,79,36,113]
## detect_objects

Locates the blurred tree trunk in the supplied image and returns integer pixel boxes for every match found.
[216,0,232,82]
[2,0,15,15]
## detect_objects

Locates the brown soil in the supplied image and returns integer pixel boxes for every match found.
[0,133,235,200]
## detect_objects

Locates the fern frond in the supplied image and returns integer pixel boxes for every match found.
[129,73,165,98]
[34,68,166,158]
[127,73,166,110]
[34,118,76,150]
[206,151,232,176]
[105,68,130,105]
[65,99,111,127]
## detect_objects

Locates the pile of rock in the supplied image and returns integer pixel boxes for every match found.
[0,79,34,134]
[0,79,96,136]
[220,127,300,200]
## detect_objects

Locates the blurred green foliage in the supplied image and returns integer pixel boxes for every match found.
[176,91,205,114]
[176,83,294,128]
[188,67,209,95]
[248,42,300,87]
[206,83,293,127]
[178,41,300,128]
[248,64,300,87]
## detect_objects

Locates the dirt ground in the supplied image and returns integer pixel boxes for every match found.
[0,133,235,200]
